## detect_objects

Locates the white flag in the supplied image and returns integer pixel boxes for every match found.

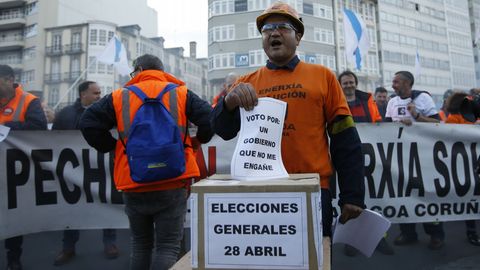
[343,8,370,70]
[414,49,421,79]
[97,35,132,76]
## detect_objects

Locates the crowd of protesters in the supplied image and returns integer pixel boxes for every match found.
[1,2,480,269]
[335,69,480,257]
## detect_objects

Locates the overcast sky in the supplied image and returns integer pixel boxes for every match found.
[147,0,208,58]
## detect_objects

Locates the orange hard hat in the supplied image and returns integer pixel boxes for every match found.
[256,1,304,36]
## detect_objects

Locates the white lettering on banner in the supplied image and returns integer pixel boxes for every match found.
[203,193,309,269]
[199,123,480,223]
[231,98,289,180]
[2,123,480,239]
[0,130,127,240]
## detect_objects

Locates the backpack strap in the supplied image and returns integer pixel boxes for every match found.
[158,84,189,148]
[127,85,148,102]
[158,84,179,123]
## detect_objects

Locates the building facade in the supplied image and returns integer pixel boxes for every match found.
[44,22,209,108]
[0,0,157,100]
[377,0,476,102]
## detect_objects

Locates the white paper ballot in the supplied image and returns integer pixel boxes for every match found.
[332,209,391,257]
[0,125,10,142]
[231,97,289,181]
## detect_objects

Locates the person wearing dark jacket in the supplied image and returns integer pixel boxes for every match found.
[338,71,382,123]
[80,54,213,270]
[52,81,119,266]
[339,71,393,256]
[1,64,47,270]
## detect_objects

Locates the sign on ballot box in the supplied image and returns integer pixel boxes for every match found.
[190,174,323,270]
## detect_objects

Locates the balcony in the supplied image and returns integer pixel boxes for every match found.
[0,56,22,69]
[0,12,25,30]
[0,35,24,51]
[0,0,26,9]
[63,71,81,82]
[45,46,63,56]
[64,43,83,54]
[44,73,62,84]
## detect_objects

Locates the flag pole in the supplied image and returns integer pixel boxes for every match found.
[52,58,97,110]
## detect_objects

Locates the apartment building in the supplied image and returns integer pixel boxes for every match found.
[0,0,157,99]
[44,22,209,108]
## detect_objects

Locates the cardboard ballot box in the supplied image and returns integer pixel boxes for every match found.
[190,174,323,270]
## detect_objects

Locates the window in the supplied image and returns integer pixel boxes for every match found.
[313,28,334,44]
[48,87,59,107]
[71,32,81,45]
[316,54,336,70]
[23,47,36,61]
[248,0,271,11]
[70,56,80,72]
[89,29,97,45]
[25,1,38,15]
[99,30,107,46]
[52,34,62,50]
[303,2,313,15]
[98,62,106,74]
[235,0,247,12]
[209,25,235,42]
[248,22,261,38]
[24,24,38,38]
[208,53,235,70]
[209,0,234,17]
[249,50,267,66]
[21,70,35,84]
[51,58,60,74]
[313,3,332,20]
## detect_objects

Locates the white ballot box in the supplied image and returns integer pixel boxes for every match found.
[190,174,323,270]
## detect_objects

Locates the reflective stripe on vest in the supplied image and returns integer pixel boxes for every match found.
[119,86,186,140]
[12,93,26,122]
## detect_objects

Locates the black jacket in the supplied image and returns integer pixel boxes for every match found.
[52,98,85,130]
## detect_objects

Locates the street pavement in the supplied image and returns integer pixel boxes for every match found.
[1,221,479,270]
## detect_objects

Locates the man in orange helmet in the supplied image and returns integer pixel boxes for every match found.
[210,2,365,241]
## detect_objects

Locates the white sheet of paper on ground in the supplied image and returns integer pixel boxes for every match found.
[0,125,11,142]
[231,97,289,181]
[332,209,391,257]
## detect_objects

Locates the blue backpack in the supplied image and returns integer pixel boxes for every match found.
[121,84,186,183]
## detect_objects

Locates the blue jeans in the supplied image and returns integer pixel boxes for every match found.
[63,229,117,250]
[123,188,187,270]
